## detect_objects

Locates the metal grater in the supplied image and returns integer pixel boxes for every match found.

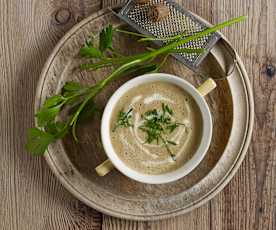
[113,0,222,72]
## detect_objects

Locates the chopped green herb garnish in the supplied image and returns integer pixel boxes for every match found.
[113,108,133,132]
[162,103,173,115]
[138,104,182,160]
[166,123,179,133]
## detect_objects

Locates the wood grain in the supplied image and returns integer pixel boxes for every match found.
[0,0,275,230]
[0,1,102,230]
[100,0,276,229]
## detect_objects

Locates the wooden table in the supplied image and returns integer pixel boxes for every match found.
[0,0,275,229]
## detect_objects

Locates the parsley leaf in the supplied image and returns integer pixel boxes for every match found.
[44,95,64,108]
[80,42,102,58]
[35,95,66,127]
[62,82,89,103]
[45,121,68,138]
[99,24,113,51]
[26,128,56,155]
[62,81,83,94]
[35,106,61,127]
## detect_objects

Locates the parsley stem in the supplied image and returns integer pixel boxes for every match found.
[70,86,102,141]
[155,54,169,72]
[115,28,151,38]
[147,16,247,58]
[138,34,182,42]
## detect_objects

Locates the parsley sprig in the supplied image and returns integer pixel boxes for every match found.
[26,16,246,155]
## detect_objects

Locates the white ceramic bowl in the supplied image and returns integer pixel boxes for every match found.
[101,73,213,184]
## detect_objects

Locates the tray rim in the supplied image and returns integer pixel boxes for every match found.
[35,8,254,220]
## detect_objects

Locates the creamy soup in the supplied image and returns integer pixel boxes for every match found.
[110,81,203,175]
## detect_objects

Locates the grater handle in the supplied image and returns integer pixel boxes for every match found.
[209,39,237,79]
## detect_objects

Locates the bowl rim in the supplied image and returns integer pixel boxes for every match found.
[101,73,213,184]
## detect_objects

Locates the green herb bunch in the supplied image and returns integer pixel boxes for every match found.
[26,16,246,155]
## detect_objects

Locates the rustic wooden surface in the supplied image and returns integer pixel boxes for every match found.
[0,0,275,229]
[37,8,250,220]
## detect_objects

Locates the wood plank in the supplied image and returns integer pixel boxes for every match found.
[100,0,276,229]
[210,0,276,229]
[100,1,212,229]
[0,1,102,229]
[102,0,123,8]
[0,0,275,229]
[103,205,210,230]
[102,217,147,230]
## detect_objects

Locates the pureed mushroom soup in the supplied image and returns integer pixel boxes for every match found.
[110,81,203,175]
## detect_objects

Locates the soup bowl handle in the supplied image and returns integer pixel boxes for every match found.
[95,78,216,177]
[95,159,114,176]
[197,78,217,96]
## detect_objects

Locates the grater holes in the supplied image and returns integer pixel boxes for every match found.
[122,0,219,66]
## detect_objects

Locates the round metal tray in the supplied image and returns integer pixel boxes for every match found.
[36,9,254,220]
